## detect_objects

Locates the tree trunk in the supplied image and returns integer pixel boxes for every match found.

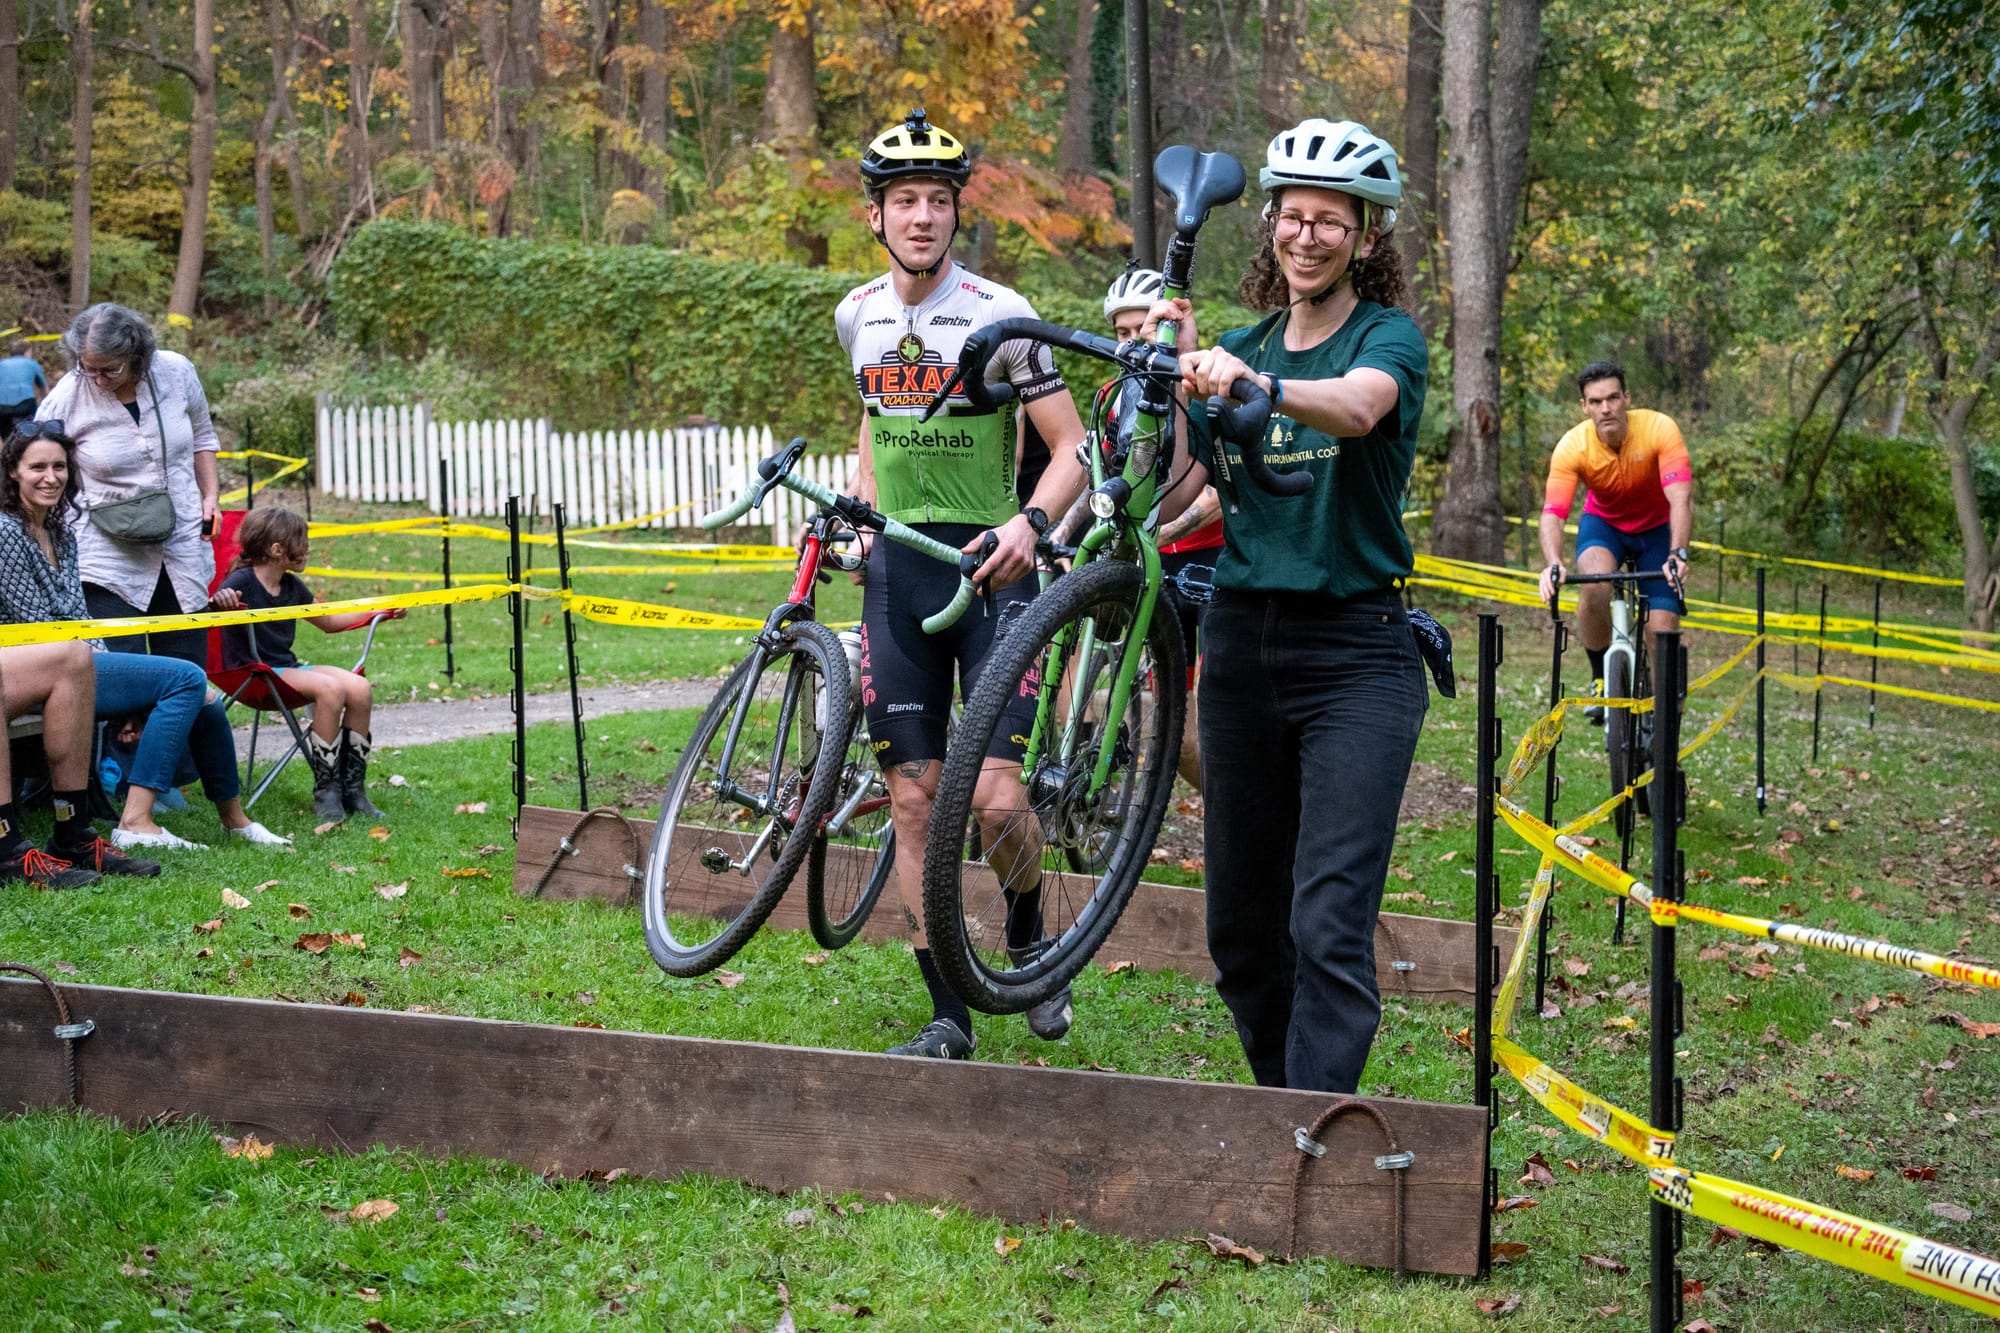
[0,0,19,192]
[347,0,373,218]
[267,0,311,237]
[508,0,543,231]
[759,3,815,151]
[1491,0,1541,247]
[1400,0,1443,332]
[475,0,520,233]
[401,0,446,155]
[1088,0,1121,173]
[1431,0,1505,563]
[1258,0,1304,133]
[1928,309,2000,634]
[636,0,667,205]
[254,88,282,311]
[1056,0,1097,178]
[69,0,96,310]
[166,0,218,325]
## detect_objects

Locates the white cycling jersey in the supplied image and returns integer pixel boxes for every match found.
[835,261,1066,528]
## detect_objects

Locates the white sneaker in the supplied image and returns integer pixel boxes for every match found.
[227,821,294,848]
[111,826,209,852]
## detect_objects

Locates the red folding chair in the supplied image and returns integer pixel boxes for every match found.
[205,509,395,809]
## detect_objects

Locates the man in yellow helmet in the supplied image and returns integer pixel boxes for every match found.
[837,109,1090,1059]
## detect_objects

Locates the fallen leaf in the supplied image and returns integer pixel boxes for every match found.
[331,863,357,874]
[1521,1153,1556,1187]
[332,932,366,949]
[194,918,222,934]
[1490,1241,1530,1264]
[313,821,340,836]
[387,774,408,788]
[1473,1293,1523,1317]
[288,903,312,919]
[1736,876,1769,886]
[368,826,391,841]
[441,867,489,878]
[398,946,422,968]
[1200,1233,1265,1265]
[339,991,367,1006]
[1438,850,1458,863]
[995,1233,1022,1256]
[1835,1164,1875,1181]
[355,1287,380,1302]
[364,1320,394,1333]
[194,947,212,958]
[774,1313,798,1333]
[1580,1254,1627,1272]
[1707,1225,1743,1247]
[1902,1165,1938,1181]
[51,961,78,973]
[1683,1277,1705,1304]
[348,1199,398,1224]
[217,1133,274,1160]
[1930,1202,1973,1224]
[1946,1013,2000,1039]
[455,802,488,815]
[1104,960,1134,975]
[1698,946,1729,962]
[375,881,409,900]
[221,888,251,910]
[801,951,829,965]
[1493,1195,1538,1213]
[118,1261,151,1277]
[294,933,333,954]
[1684,1321,1717,1333]
[1603,1015,1637,1030]
[1055,1264,1091,1282]
[715,970,745,989]
[1564,957,1591,978]
[1591,1305,1620,1318]
[784,1208,814,1228]
[476,843,503,856]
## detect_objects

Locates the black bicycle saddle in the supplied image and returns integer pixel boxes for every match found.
[1153,145,1246,238]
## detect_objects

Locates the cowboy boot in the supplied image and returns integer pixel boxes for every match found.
[306,733,347,822]
[339,729,386,819]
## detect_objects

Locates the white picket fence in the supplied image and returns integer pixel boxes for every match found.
[313,398,856,534]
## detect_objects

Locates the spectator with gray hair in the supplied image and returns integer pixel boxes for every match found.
[36,303,221,666]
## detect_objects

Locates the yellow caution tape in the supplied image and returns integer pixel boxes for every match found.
[165,312,194,330]
[1500,704,1570,799]
[556,591,764,632]
[1769,669,2000,713]
[565,489,722,534]
[216,450,311,505]
[1493,1036,1676,1169]
[1649,897,2000,992]
[1500,514,1967,587]
[1492,858,1556,1039]
[0,582,518,649]
[1499,797,1647,899]
[1688,636,1761,691]
[1649,1166,2000,1319]
[307,517,452,538]
[299,562,786,584]
[1765,632,2000,675]
[302,566,512,584]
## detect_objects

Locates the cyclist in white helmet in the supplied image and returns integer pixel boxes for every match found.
[1103,266,1217,792]
[1144,119,1436,1095]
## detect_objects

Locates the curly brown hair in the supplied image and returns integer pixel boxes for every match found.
[1,422,81,538]
[233,506,310,568]
[1237,198,1408,313]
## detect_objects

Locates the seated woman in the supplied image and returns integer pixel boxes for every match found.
[0,421,292,852]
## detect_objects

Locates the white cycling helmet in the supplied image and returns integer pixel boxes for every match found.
[1259,119,1401,234]
[1103,268,1165,321]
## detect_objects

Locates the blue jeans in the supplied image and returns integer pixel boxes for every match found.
[91,650,241,803]
[1197,589,1429,1093]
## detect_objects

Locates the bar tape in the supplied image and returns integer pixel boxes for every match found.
[1649,1166,2000,1319]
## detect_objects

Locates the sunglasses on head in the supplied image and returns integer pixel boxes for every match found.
[9,419,71,445]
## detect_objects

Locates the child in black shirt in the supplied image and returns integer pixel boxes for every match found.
[212,507,404,822]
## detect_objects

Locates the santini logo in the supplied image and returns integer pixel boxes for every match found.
[929,314,972,327]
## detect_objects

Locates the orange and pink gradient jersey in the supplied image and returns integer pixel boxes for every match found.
[1542,408,1693,533]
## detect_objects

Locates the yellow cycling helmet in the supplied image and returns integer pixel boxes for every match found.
[861,108,972,192]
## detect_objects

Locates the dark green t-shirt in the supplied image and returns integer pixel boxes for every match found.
[1188,301,1428,598]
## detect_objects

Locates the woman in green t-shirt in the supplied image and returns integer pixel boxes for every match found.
[1148,119,1432,1094]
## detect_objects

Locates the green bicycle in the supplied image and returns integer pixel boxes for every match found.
[915,145,1310,1016]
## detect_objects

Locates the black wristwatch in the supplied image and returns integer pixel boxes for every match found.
[1670,546,1692,563]
[1022,506,1050,536]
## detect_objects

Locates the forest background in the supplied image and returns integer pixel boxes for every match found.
[2,0,1997,627]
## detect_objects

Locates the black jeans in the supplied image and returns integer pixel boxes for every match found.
[84,567,209,667]
[1198,589,1429,1092]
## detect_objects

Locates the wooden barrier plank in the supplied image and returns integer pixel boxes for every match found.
[0,981,1485,1274]
[514,806,1512,1006]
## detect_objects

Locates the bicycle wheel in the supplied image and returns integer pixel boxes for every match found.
[922,558,1184,1014]
[805,706,896,949]
[640,620,850,977]
[1605,652,1638,840]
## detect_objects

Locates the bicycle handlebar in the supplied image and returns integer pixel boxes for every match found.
[1554,569,1677,586]
[699,440,982,633]
[1206,377,1308,497]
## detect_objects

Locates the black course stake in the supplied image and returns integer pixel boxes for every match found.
[1811,583,1827,763]
[1534,600,1566,1013]
[1474,613,1502,1281]
[1869,580,1881,731]
[507,495,528,830]
[554,501,589,811]
[1650,630,1685,1333]
[439,457,456,682]
[1755,568,1767,816]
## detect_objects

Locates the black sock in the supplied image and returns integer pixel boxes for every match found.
[913,948,973,1037]
[0,802,27,860]
[1585,646,1606,682]
[1003,883,1045,951]
[51,789,94,851]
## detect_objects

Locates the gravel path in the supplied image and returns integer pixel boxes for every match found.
[229,678,716,753]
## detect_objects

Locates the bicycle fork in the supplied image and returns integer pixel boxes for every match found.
[702,642,815,876]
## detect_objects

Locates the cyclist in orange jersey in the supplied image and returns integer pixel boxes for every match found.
[1535,360,1693,722]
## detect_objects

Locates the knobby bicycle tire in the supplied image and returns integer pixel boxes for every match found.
[805,705,896,949]
[1605,652,1638,841]
[640,619,850,977]
[921,559,1184,1014]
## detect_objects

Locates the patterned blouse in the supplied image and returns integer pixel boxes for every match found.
[0,511,102,649]
[36,349,219,617]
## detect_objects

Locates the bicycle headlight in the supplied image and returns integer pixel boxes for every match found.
[1089,490,1118,520]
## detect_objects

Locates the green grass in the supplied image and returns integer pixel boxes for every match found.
[1,500,1996,1330]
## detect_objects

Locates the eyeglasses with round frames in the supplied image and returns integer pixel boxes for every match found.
[78,360,131,382]
[1272,213,1361,247]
